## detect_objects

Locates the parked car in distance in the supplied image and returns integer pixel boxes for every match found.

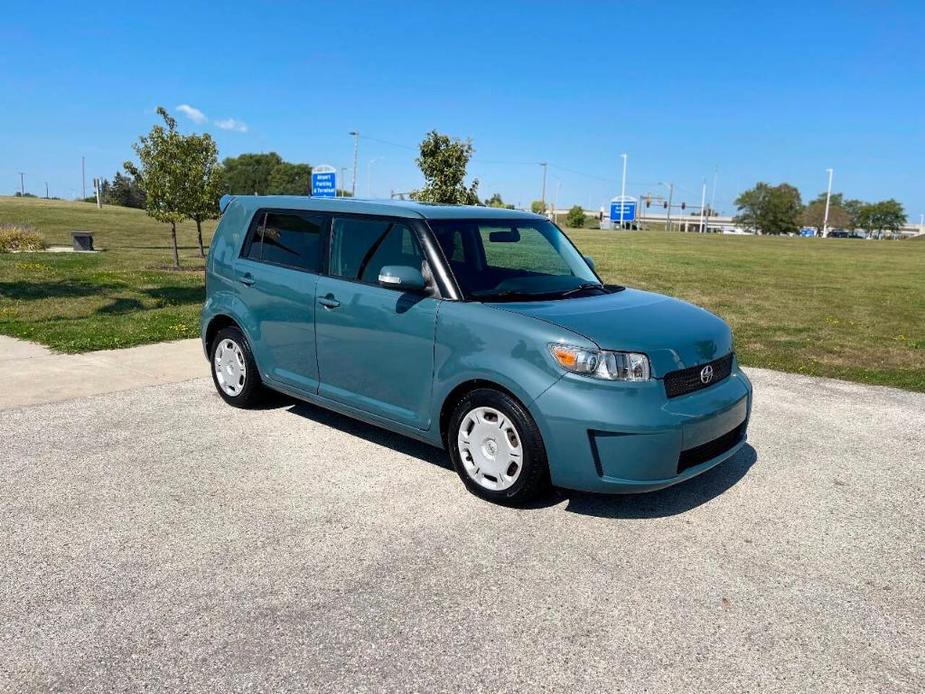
[202,197,752,504]
[827,230,850,238]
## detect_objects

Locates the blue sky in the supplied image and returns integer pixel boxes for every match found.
[2,1,922,218]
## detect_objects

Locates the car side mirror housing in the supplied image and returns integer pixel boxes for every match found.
[378,265,426,291]
[583,255,596,271]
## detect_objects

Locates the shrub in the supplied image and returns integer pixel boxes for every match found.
[565,205,585,228]
[0,224,47,252]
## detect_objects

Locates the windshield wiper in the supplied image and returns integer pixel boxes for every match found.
[472,289,557,302]
[557,282,607,298]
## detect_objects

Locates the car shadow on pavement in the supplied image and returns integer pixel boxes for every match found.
[269,392,757,517]
[282,398,452,470]
[558,444,758,518]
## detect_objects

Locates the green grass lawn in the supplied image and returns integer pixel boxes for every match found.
[0,196,215,351]
[1,196,922,391]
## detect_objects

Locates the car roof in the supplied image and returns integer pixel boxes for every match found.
[225,195,545,221]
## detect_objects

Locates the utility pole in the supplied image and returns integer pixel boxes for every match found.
[81,156,86,199]
[822,168,834,237]
[45,181,49,199]
[93,177,102,208]
[698,179,707,233]
[340,167,348,197]
[18,172,25,196]
[539,162,548,214]
[619,153,628,230]
[349,131,359,197]
[662,183,680,231]
[553,180,560,225]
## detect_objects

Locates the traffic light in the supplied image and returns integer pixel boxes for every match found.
[663,202,667,209]
[646,198,651,208]
[681,202,686,210]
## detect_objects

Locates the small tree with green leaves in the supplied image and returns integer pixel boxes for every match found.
[565,205,585,228]
[411,130,479,204]
[531,200,546,215]
[734,182,803,235]
[182,132,222,257]
[124,107,192,268]
[857,199,906,238]
[485,192,514,209]
[802,198,849,234]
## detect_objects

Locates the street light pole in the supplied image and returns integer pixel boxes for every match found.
[18,172,25,196]
[81,156,86,199]
[699,179,707,233]
[619,153,627,229]
[822,168,834,237]
[539,162,548,214]
[349,131,360,197]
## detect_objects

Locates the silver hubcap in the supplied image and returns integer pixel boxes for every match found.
[214,338,247,397]
[457,406,523,491]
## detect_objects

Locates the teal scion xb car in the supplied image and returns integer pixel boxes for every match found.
[201,196,752,504]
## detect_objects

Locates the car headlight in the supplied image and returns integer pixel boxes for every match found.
[548,344,651,381]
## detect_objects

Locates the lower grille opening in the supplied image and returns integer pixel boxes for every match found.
[677,422,746,474]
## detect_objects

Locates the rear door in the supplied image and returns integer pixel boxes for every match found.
[314,216,438,429]
[234,209,326,394]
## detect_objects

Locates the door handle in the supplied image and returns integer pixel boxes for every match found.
[239,273,255,286]
[318,296,341,309]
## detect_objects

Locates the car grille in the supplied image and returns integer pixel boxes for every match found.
[663,353,734,398]
[677,422,746,474]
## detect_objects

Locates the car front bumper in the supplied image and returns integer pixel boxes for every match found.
[531,362,753,493]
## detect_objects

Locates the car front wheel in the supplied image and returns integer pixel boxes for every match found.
[448,388,549,505]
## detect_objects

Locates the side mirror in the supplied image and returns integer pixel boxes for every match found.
[583,255,596,271]
[378,265,426,291]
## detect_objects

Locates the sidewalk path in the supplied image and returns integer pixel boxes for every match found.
[0,336,205,410]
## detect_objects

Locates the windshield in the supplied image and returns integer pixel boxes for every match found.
[427,218,602,301]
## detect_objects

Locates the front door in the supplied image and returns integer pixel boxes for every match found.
[234,209,325,393]
[315,216,438,429]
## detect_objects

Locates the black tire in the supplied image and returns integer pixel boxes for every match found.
[209,326,264,408]
[447,388,550,505]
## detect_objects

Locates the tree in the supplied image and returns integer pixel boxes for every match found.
[734,182,803,235]
[565,205,585,228]
[268,162,312,195]
[842,198,865,230]
[485,192,514,209]
[124,107,193,268]
[857,199,906,238]
[802,199,849,235]
[220,152,284,195]
[530,200,546,215]
[182,132,222,257]
[410,130,479,204]
[105,172,146,209]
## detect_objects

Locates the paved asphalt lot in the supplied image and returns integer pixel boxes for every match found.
[2,368,923,692]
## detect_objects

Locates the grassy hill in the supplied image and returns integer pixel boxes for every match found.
[1,196,923,391]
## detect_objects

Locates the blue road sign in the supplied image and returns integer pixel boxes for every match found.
[311,166,337,198]
[610,197,636,223]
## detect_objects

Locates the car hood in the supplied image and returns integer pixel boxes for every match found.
[490,288,733,377]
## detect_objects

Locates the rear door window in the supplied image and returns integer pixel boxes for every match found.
[329,217,421,284]
[241,211,325,272]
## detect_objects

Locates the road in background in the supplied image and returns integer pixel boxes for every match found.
[1,370,922,692]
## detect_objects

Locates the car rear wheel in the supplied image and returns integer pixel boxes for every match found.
[210,326,263,408]
[448,388,549,505]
